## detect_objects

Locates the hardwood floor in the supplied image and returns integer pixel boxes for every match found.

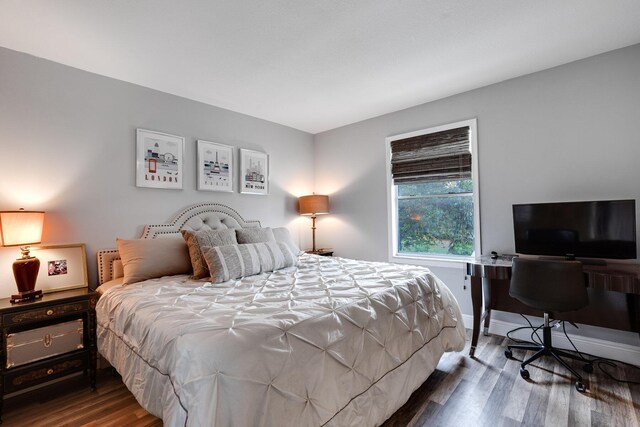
[382,332,640,427]
[3,331,639,426]
[3,369,161,427]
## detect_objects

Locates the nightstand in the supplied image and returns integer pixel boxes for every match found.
[0,288,97,422]
[306,249,334,257]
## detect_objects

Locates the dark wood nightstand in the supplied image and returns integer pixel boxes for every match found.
[0,288,97,422]
[306,249,334,257]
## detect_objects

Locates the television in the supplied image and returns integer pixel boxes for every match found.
[513,199,636,260]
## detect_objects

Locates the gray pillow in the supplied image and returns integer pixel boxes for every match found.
[272,227,302,255]
[236,227,276,244]
[202,241,298,283]
[181,229,238,279]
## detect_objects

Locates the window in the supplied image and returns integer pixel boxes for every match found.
[386,119,480,260]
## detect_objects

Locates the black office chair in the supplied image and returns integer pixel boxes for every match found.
[504,258,590,392]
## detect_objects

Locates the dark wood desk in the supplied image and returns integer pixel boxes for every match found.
[466,256,640,357]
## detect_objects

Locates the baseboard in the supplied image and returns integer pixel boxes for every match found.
[460,314,640,365]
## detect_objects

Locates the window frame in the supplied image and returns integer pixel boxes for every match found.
[385,118,481,265]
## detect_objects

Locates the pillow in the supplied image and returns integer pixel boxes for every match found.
[181,229,238,279]
[272,227,302,255]
[116,237,192,285]
[236,227,276,244]
[202,241,298,284]
[112,259,124,279]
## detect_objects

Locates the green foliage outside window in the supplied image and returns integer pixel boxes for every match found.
[397,180,474,256]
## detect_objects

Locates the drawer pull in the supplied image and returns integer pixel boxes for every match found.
[47,368,54,375]
[46,309,54,316]
[43,334,53,348]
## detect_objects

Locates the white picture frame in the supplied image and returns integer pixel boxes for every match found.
[197,140,234,192]
[31,243,88,293]
[136,128,184,190]
[239,149,269,195]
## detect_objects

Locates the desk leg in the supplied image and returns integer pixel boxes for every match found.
[469,276,483,357]
[482,277,492,336]
[627,293,640,339]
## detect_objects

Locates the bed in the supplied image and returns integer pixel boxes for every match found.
[95,203,465,427]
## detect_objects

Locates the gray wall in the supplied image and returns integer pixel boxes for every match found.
[314,43,640,345]
[0,47,314,295]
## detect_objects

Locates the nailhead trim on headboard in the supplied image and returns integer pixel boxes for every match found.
[141,203,260,239]
[96,203,260,285]
[96,249,121,285]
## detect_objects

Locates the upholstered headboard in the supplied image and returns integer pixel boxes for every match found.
[97,203,260,285]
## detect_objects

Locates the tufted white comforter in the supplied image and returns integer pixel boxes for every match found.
[96,254,465,427]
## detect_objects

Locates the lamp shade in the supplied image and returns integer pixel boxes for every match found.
[298,195,329,216]
[0,210,45,246]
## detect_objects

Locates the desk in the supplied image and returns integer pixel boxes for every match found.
[466,256,640,357]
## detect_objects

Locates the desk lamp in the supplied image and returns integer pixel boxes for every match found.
[0,209,45,303]
[298,194,329,253]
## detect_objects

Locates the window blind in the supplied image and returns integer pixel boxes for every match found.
[390,126,471,184]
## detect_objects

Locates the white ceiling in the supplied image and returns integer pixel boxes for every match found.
[2,1,640,134]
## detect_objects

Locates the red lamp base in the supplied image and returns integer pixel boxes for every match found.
[10,289,43,304]
[11,255,41,303]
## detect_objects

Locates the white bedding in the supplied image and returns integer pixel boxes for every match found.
[96,254,465,427]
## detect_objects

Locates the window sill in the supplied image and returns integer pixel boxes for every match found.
[390,254,470,269]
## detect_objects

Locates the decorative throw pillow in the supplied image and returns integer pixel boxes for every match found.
[236,227,276,244]
[116,237,192,285]
[202,241,298,283]
[272,227,302,255]
[181,229,238,279]
[112,259,124,279]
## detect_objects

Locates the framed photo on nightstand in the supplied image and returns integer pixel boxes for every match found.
[31,243,88,293]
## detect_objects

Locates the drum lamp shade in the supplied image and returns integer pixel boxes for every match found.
[298,195,329,216]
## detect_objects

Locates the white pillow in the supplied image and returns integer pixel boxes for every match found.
[272,227,302,255]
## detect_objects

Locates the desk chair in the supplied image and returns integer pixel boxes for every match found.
[504,258,590,392]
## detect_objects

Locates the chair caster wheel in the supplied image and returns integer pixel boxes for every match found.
[583,364,593,373]
[504,349,513,359]
[575,381,586,392]
[520,367,530,380]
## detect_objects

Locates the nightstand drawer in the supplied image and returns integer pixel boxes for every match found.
[4,352,88,393]
[2,300,89,326]
[7,319,84,369]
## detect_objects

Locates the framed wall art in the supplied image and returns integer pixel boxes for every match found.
[136,128,184,190]
[31,243,88,293]
[197,140,233,192]
[239,149,268,195]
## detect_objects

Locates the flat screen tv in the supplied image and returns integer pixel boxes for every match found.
[513,199,636,260]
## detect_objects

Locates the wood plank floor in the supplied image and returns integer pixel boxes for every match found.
[4,331,639,426]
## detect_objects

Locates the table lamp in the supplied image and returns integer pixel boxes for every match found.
[0,209,45,303]
[298,194,329,253]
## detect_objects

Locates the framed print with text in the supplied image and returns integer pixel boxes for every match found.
[197,140,233,192]
[136,128,184,190]
[239,149,268,195]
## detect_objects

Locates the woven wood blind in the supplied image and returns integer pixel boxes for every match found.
[390,126,471,184]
